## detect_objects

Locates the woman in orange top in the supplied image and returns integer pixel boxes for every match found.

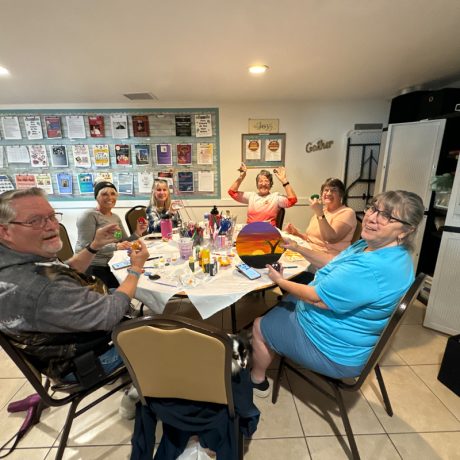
[285,178,357,269]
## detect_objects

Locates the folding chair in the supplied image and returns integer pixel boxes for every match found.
[271,272,426,460]
[0,332,130,460]
[275,207,285,230]
[113,314,245,459]
[125,205,147,235]
[57,223,74,261]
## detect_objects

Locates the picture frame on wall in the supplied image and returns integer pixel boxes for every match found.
[241,133,286,168]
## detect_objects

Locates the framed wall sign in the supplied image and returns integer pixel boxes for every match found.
[241,133,286,168]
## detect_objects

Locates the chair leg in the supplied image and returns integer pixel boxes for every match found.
[329,384,360,460]
[271,357,285,404]
[55,397,82,460]
[374,365,393,416]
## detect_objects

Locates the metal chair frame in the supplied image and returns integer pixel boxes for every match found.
[0,332,130,460]
[272,273,426,460]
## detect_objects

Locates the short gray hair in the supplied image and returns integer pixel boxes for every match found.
[372,190,424,250]
[0,188,47,224]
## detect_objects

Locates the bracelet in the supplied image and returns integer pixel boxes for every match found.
[317,214,326,221]
[282,182,290,186]
[85,243,98,254]
[126,268,141,278]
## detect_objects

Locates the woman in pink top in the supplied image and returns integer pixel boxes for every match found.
[228,163,297,226]
[285,178,357,267]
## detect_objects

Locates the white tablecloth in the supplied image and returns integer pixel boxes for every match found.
[109,234,310,319]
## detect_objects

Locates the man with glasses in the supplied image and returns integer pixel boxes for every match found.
[0,187,149,385]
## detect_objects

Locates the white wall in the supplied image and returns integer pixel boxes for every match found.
[4,99,390,246]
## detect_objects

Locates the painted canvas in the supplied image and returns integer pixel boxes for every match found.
[235,222,283,268]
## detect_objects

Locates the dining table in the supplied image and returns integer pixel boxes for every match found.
[109,232,311,331]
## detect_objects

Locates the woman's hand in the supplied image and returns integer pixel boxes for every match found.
[266,264,284,283]
[309,196,324,217]
[285,222,299,236]
[129,240,149,269]
[135,218,148,236]
[238,162,247,178]
[92,223,119,250]
[280,237,299,252]
[273,166,287,184]
[116,241,132,250]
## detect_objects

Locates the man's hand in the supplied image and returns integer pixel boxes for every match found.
[92,224,119,250]
[129,240,149,269]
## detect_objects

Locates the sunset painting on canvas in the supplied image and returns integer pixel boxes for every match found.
[235,222,284,268]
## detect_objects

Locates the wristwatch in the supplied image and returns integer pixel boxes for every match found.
[85,243,98,254]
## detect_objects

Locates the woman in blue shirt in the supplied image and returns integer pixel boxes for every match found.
[251,190,425,397]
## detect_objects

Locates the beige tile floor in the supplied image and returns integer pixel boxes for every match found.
[1,291,459,460]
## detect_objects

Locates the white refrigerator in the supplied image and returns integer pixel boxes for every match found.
[375,118,460,334]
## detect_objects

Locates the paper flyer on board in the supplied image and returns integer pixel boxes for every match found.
[175,115,192,136]
[117,172,133,194]
[6,145,29,164]
[132,115,150,137]
[134,144,150,165]
[15,173,37,189]
[197,170,214,192]
[92,144,110,167]
[264,138,283,161]
[72,145,91,168]
[111,114,129,139]
[115,144,131,165]
[24,116,43,140]
[138,171,154,193]
[197,143,213,165]
[0,146,4,168]
[28,145,48,167]
[155,144,172,165]
[66,115,86,139]
[44,116,62,139]
[35,173,53,194]
[0,175,15,193]
[94,171,113,183]
[88,115,105,137]
[245,139,261,160]
[1,116,22,140]
[177,143,192,165]
[50,145,69,167]
[177,171,194,192]
[77,172,94,194]
[56,172,73,195]
[195,114,212,137]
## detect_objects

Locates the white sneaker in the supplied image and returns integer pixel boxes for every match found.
[252,378,271,398]
[119,386,139,420]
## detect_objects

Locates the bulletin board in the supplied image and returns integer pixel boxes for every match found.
[0,108,220,201]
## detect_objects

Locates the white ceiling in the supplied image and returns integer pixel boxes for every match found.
[1,0,460,105]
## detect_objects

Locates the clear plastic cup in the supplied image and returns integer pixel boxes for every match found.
[178,238,193,260]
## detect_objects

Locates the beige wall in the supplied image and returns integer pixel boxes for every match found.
[2,99,390,246]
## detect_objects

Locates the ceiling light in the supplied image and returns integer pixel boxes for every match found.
[0,66,10,76]
[249,65,268,75]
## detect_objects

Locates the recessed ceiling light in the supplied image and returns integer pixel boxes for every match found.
[0,66,10,76]
[249,65,269,75]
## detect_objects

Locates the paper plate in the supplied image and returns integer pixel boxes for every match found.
[235,222,284,268]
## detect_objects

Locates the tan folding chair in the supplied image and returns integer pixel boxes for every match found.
[272,273,426,460]
[113,314,244,458]
[57,223,74,261]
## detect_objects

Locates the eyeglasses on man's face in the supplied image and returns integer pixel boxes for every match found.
[364,205,411,226]
[8,212,63,229]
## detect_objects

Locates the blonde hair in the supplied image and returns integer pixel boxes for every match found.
[149,180,171,212]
